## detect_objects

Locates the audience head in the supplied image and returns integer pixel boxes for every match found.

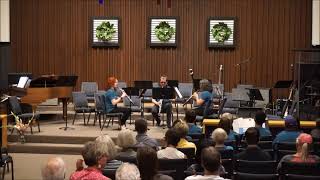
[200,79,212,92]
[219,113,233,134]
[41,157,66,180]
[95,134,117,160]
[172,119,189,138]
[117,129,136,150]
[201,147,221,174]
[245,127,260,145]
[164,129,181,147]
[284,115,298,129]
[255,111,267,126]
[135,118,148,134]
[211,128,228,145]
[115,163,140,180]
[137,146,158,180]
[82,141,108,169]
[296,133,313,161]
[185,110,197,124]
[106,76,118,89]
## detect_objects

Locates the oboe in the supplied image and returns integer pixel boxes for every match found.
[118,87,134,104]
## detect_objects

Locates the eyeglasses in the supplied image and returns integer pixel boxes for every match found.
[160,81,166,84]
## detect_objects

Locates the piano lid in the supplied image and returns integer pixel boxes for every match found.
[29,75,78,87]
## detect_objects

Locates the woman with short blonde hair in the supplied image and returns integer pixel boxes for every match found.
[212,128,233,150]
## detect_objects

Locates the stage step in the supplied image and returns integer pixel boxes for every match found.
[8,134,97,144]
[8,142,83,155]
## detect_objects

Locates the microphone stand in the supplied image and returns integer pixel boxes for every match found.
[235,58,251,84]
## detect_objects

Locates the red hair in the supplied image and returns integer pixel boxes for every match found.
[106,76,117,89]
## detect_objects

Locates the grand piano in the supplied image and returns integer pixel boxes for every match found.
[11,75,78,128]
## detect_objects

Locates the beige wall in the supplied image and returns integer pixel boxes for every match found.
[0,0,10,42]
[313,0,320,46]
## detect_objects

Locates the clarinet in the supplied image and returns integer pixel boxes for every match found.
[118,87,134,104]
[158,99,163,116]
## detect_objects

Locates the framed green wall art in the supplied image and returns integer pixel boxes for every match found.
[207,17,236,48]
[91,17,120,47]
[148,17,178,47]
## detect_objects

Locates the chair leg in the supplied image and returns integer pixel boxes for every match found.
[101,116,107,131]
[30,125,33,134]
[11,160,14,180]
[82,112,86,125]
[87,112,91,125]
[37,121,40,132]
[72,113,77,125]
[2,165,6,180]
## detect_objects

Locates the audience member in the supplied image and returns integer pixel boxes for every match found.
[95,135,123,175]
[134,118,159,149]
[70,141,110,180]
[137,146,173,180]
[212,128,233,150]
[42,157,66,180]
[254,111,272,138]
[310,118,320,140]
[157,129,186,159]
[173,119,197,152]
[185,147,228,180]
[235,127,272,161]
[185,109,202,135]
[277,133,320,171]
[272,115,301,148]
[218,113,237,141]
[115,163,140,180]
[115,129,137,161]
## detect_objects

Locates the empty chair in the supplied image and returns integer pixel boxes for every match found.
[177,148,195,165]
[221,158,233,178]
[72,92,95,125]
[235,160,278,174]
[175,82,193,106]
[0,147,14,180]
[81,82,98,102]
[233,172,279,180]
[8,96,40,134]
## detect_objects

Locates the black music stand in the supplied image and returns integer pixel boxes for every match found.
[168,80,179,88]
[58,76,78,131]
[123,87,140,123]
[274,80,293,89]
[247,88,264,107]
[134,81,153,117]
[152,87,175,127]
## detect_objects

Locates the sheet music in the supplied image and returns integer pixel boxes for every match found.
[174,87,183,98]
[17,76,29,88]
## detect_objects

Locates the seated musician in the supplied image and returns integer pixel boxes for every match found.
[192,79,215,118]
[104,77,131,130]
[151,75,173,128]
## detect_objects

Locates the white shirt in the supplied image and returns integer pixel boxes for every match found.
[185,175,229,180]
[157,147,185,159]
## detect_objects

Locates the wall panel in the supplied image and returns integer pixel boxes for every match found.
[10,0,312,97]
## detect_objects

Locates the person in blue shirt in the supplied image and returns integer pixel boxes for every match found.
[219,113,238,141]
[184,109,202,135]
[272,115,301,149]
[254,111,272,138]
[104,76,131,130]
[192,79,214,118]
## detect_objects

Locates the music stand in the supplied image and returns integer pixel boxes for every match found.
[247,88,264,107]
[123,87,140,123]
[134,81,153,117]
[274,80,293,89]
[152,87,175,127]
[168,80,179,88]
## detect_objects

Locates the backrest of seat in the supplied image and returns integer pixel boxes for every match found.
[72,92,89,108]
[81,82,98,96]
[234,172,279,180]
[217,148,234,159]
[178,83,193,98]
[258,141,273,149]
[285,174,320,180]
[117,81,127,89]
[123,95,141,107]
[158,159,188,180]
[235,160,277,174]
[277,150,295,161]
[280,161,320,176]
[94,92,105,112]
[177,148,195,159]
[277,142,297,151]
[8,96,22,114]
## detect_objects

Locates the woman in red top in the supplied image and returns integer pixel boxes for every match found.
[70,141,110,180]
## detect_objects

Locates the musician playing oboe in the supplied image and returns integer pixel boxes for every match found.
[104,76,131,130]
[192,79,215,118]
[151,75,173,128]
